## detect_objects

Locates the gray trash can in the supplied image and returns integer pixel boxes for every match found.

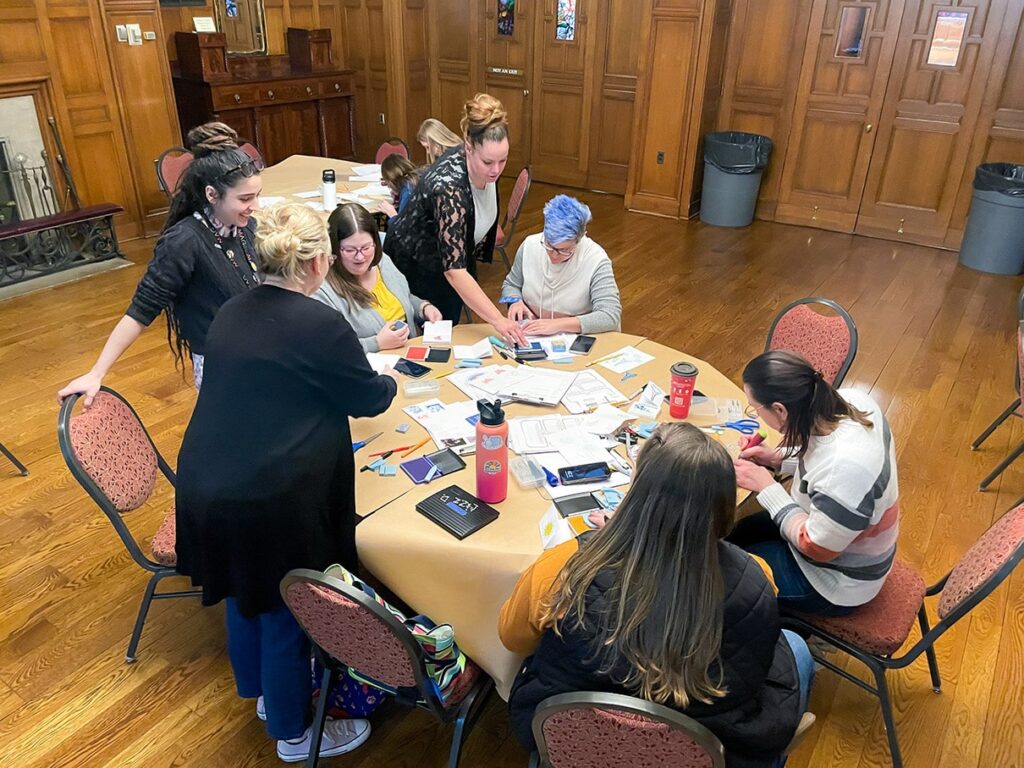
[959,163,1024,275]
[700,132,773,228]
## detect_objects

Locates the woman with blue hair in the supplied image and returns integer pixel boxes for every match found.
[500,195,621,335]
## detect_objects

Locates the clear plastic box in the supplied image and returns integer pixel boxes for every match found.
[510,456,547,489]
[403,379,441,399]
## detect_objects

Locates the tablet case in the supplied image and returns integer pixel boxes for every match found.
[416,485,499,539]
[425,347,452,363]
[400,448,466,484]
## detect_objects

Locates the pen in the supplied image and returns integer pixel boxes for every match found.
[585,351,623,368]
[400,437,431,458]
[542,467,559,487]
[369,446,410,457]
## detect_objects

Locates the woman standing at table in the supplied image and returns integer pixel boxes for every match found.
[501,194,622,335]
[313,203,444,351]
[416,118,462,164]
[499,423,810,768]
[57,122,263,402]
[175,202,398,763]
[385,94,527,346]
[731,350,899,616]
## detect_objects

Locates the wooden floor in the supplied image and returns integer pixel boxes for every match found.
[2,181,1023,768]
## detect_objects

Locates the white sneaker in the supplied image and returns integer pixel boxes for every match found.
[256,696,266,721]
[277,718,371,763]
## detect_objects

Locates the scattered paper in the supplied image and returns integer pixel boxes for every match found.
[402,399,478,455]
[628,381,666,419]
[539,506,575,549]
[598,346,656,374]
[454,338,493,360]
[423,320,453,344]
[365,353,400,374]
[447,365,520,403]
[338,193,375,205]
[349,175,382,182]
[350,182,392,197]
[258,195,286,207]
[352,164,382,176]
[532,451,631,499]
[304,201,325,211]
[496,367,577,407]
[293,190,321,199]
[561,369,624,414]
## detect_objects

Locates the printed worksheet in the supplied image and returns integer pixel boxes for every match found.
[561,369,624,414]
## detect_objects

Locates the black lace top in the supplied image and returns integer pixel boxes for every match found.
[382,147,499,301]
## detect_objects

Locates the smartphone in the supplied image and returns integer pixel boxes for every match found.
[558,462,612,486]
[570,335,596,355]
[392,320,408,331]
[394,358,431,378]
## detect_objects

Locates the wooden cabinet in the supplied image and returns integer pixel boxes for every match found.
[172,34,357,165]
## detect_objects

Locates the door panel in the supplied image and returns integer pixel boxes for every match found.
[776,0,905,232]
[483,0,532,172]
[257,103,321,165]
[855,0,1011,245]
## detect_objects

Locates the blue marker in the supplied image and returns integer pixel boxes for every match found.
[542,466,559,488]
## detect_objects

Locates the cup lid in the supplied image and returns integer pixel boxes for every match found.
[671,362,699,377]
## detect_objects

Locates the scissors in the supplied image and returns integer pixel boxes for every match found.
[352,432,383,452]
[712,418,760,435]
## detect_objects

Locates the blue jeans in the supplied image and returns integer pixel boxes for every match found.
[767,630,815,768]
[747,540,855,617]
[225,598,312,740]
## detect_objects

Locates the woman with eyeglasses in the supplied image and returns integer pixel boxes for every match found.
[57,122,263,404]
[176,202,397,763]
[313,203,444,352]
[500,195,621,336]
[384,94,528,347]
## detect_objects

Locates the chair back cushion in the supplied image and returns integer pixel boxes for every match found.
[284,582,418,688]
[507,167,530,222]
[938,504,1024,619]
[768,303,852,385]
[67,392,158,512]
[375,141,409,165]
[541,707,714,768]
[239,142,264,168]
[158,151,194,195]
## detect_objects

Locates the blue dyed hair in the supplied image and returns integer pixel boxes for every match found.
[543,195,591,246]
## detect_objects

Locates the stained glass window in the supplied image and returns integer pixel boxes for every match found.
[927,9,969,67]
[556,0,576,42]
[835,6,869,58]
[497,0,515,37]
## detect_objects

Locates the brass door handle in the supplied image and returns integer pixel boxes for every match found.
[306,86,313,95]
[233,93,241,103]
[865,123,873,133]
[267,90,275,100]
[334,83,341,91]
[523,89,530,97]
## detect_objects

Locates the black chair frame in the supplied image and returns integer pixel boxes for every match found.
[528,691,726,768]
[57,386,200,662]
[781,520,1024,768]
[154,145,190,200]
[281,568,494,768]
[0,440,29,476]
[765,297,859,388]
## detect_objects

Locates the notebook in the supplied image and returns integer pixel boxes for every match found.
[415,485,499,539]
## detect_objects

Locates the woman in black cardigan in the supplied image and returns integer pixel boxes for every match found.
[502,423,812,768]
[384,93,527,346]
[58,122,263,403]
[175,202,397,763]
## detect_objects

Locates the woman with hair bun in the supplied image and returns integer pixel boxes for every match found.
[57,122,264,402]
[385,94,527,346]
[175,202,397,763]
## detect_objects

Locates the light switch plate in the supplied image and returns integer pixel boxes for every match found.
[143,31,156,40]
[115,24,128,42]
[127,23,142,46]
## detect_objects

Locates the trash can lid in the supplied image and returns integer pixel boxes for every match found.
[974,163,1024,197]
[704,132,773,174]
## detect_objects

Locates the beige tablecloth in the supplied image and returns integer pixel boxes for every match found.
[354,325,772,698]
[258,155,389,214]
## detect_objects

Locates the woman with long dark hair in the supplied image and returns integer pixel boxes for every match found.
[58,122,263,403]
[500,423,810,768]
[732,350,899,615]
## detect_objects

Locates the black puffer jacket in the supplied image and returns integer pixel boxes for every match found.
[508,542,801,768]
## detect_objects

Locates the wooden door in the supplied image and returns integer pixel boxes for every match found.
[427,0,482,156]
[530,0,593,186]
[775,0,905,232]
[343,0,388,161]
[854,0,1012,245]
[320,97,357,159]
[483,0,533,172]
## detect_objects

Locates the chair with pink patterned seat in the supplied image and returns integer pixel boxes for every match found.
[280,568,493,768]
[57,387,200,662]
[765,297,858,387]
[238,141,265,169]
[154,146,194,201]
[782,502,1024,768]
[492,166,532,269]
[529,691,726,768]
[375,137,411,165]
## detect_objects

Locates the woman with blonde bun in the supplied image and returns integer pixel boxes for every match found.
[416,117,461,164]
[385,94,527,346]
[175,203,397,764]
[58,122,263,401]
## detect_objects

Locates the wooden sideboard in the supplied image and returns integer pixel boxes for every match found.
[171,31,356,166]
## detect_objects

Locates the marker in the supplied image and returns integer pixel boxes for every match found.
[542,467,559,487]
[745,429,768,448]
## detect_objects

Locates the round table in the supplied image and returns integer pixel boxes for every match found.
[351,324,771,698]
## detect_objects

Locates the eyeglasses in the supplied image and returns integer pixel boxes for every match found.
[338,244,376,258]
[326,251,337,266]
[218,156,265,182]
[541,239,578,258]
[745,403,770,419]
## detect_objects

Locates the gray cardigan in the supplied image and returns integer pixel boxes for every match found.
[312,254,428,352]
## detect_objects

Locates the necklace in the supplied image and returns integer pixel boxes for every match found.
[194,211,260,288]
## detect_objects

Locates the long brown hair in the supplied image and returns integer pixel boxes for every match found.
[540,423,737,708]
[380,154,418,198]
[743,350,873,457]
[325,203,382,309]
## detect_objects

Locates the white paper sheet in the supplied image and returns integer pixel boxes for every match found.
[365,353,400,374]
[304,201,325,211]
[454,338,493,360]
[597,346,656,374]
[349,182,392,197]
[402,399,478,455]
[423,320,453,344]
[628,381,666,419]
[447,365,519,403]
[348,175,382,182]
[293,190,321,199]
[352,164,382,176]
[496,367,577,407]
[561,369,624,414]
[532,451,631,499]
[258,195,287,207]
[539,506,575,549]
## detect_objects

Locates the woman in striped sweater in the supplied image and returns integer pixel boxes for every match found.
[732,350,899,616]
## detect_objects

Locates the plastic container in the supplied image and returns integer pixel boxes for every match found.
[476,399,508,503]
[669,362,699,419]
[321,168,337,211]
[959,163,1024,275]
[510,456,546,489]
[403,379,440,399]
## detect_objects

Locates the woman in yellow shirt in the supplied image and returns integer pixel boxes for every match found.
[313,203,444,352]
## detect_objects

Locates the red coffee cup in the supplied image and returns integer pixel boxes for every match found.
[669,362,699,419]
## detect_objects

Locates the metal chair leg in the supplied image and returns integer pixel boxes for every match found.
[0,441,29,476]
[917,607,942,693]
[979,439,1024,490]
[305,664,336,768]
[528,752,540,768]
[873,665,904,768]
[972,399,1020,449]
[126,572,162,662]
[496,244,511,269]
[448,711,468,768]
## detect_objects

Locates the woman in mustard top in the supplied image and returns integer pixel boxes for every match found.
[312,203,444,352]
